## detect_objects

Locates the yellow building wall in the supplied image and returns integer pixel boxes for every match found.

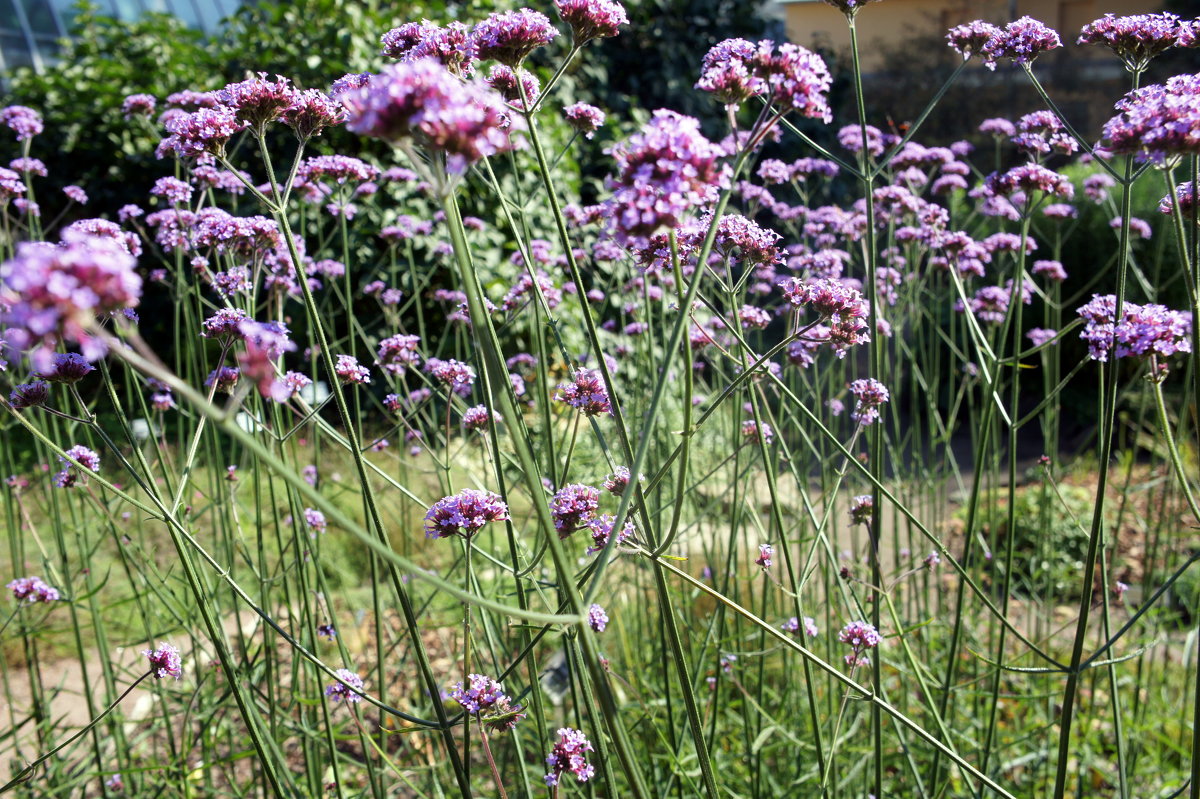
[783,0,1164,69]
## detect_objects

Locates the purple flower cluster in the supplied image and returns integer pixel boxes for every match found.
[755,543,774,569]
[451,673,526,731]
[1103,75,1200,162]
[462,405,500,431]
[334,354,371,384]
[587,603,609,632]
[985,164,1073,199]
[946,21,1003,66]
[555,367,613,416]
[564,102,606,138]
[0,235,141,367]
[550,483,600,537]
[696,39,831,122]
[55,445,100,488]
[604,110,728,246]
[9,381,49,410]
[1,106,43,140]
[981,17,1062,67]
[848,378,889,426]
[160,106,247,158]
[340,59,520,178]
[40,352,96,384]
[1078,13,1188,70]
[425,489,510,538]
[380,21,477,77]
[586,514,635,554]
[782,616,818,637]
[426,357,476,396]
[1077,294,1192,362]
[556,0,628,44]
[325,668,364,702]
[544,727,595,787]
[7,575,61,603]
[376,333,421,374]
[838,620,881,667]
[472,10,557,67]
[144,642,183,680]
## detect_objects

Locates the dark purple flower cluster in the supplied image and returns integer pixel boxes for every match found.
[544,727,595,787]
[485,65,540,110]
[7,575,61,603]
[1077,294,1192,362]
[848,378,889,426]
[424,488,510,538]
[462,405,501,431]
[555,367,613,416]
[9,381,49,410]
[849,495,873,525]
[218,74,297,130]
[550,483,600,537]
[40,352,96,384]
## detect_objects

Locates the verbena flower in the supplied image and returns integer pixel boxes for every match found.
[160,106,247,158]
[544,727,595,786]
[39,352,96,384]
[325,668,364,702]
[604,110,728,246]
[586,514,635,554]
[697,39,831,122]
[849,494,873,525]
[741,419,774,444]
[838,620,881,667]
[144,642,183,679]
[7,575,60,603]
[985,164,1073,199]
[303,508,328,535]
[982,16,1061,67]
[472,10,558,67]
[218,73,298,131]
[946,21,1003,67]
[755,543,774,569]
[376,333,421,374]
[426,357,476,396]
[1,106,43,140]
[555,367,613,416]
[820,0,880,17]
[9,381,49,410]
[334,354,371,384]
[381,21,478,77]
[1077,294,1192,362]
[1032,259,1067,281]
[0,235,141,368]
[848,379,889,427]
[550,483,600,537]
[555,0,628,44]
[282,90,345,139]
[55,445,100,488]
[1103,74,1200,163]
[425,489,510,538]
[485,65,541,110]
[1078,13,1185,71]
[151,176,194,205]
[122,93,159,121]
[450,674,525,731]
[587,603,609,632]
[564,102,605,138]
[340,59,521,178]
[462,405,500,431]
